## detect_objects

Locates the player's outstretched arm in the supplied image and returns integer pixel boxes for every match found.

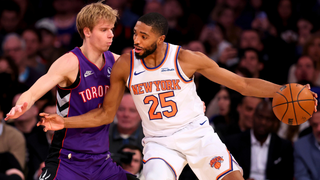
[178,49,281,98]
[5,53,78,120]
[38,53,131,130]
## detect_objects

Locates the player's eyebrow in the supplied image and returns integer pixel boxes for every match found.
[134,29,149,36]
[140,31,149,36]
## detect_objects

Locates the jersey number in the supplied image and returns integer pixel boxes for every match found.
[143,91,178,120]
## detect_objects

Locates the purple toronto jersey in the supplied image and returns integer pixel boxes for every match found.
[52,47,115,156]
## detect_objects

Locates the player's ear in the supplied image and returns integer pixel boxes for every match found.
[158,35,165,44]
[83,27,91,38]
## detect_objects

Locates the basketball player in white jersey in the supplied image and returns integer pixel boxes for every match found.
[37,13,317,180]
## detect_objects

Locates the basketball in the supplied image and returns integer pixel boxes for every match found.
[272,83,315,125]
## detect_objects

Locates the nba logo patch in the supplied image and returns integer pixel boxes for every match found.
[210,156,224,169]
[107,67,112,77]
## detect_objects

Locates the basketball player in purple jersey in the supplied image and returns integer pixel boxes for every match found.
[5,2,137,180]
[36,13,318,180]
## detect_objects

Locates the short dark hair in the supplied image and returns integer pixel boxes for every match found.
[239,47,263,63]
[137,12,168,36]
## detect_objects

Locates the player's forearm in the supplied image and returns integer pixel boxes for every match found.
[64,108,113,128]
[16,91,37,110]
[242,78,281,98]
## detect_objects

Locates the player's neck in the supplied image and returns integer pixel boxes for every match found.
[143,42,167,67]
[80,44,105,67]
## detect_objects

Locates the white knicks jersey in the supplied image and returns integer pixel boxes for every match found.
[127,43,208,137]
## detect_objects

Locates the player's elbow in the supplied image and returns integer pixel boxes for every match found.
[233,78,248,96]
[98,108,114,125]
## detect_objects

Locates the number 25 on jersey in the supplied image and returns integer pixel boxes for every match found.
[143,91,178,120]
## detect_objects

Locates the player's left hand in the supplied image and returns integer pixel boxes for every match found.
[306,84,318,112]
[38,113,65,132]
[202,101,206,113]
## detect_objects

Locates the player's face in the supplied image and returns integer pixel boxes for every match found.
[133,21,160,59]
[310,112,320,143]
[89,19,114,52]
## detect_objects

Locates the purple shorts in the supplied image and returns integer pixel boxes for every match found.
[40,151,130,180]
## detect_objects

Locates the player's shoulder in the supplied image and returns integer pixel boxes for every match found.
[111,52,120,61]
[56,52,79,64]
[178,48,204,62]
[118,52,132,63]
[49,52,79,72]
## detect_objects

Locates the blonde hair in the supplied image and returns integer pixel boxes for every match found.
[76,1,118,39]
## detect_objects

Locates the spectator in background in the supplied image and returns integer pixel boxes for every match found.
[183,40,206,89]
[10,93,42,139]
[0,1,22,55]
[143,1,163,15]
[215,95,262,142]
[239,29,292,84]
[27,101,54,180]
[50,0,78,50]
[0,152,25,180]
[0,104,26,170]
[199,22,237,68]
[237,48,265,79]
[35,18,67,70]
[109,93,144,155]
[106,0,139,54]
[303,33,320,86]
[207,86,239,128]
[12,0,37,29]
[118,145,144,180]
[225,99,293,180]
[0,56,26,115]
[211,5,242,46]
[296,17,314,57]
[22,28,47,75]
[2,33,42,88]
[271,0,298,44]
[160,0,185,45]
[294,107,320,180]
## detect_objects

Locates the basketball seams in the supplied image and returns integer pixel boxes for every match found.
[273,83,314,126]
[274,92,289,122]
[296,86,313,117]
[289,84,298,125]
[273,99,314,108]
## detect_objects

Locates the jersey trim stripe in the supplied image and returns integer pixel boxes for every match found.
[143,157,177,180]
[111,53,116,62]
[141,43,170,71]
[216,149,233,180]
[174,46,192,83]
[76,47,106,71]
[128,50,134,88]
[53,129,68,180]
[58,52,82,90]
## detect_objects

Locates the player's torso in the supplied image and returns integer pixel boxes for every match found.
[127,43,206,137]
[52,47,115,154]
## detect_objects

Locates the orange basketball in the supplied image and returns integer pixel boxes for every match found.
[272,83,315,125]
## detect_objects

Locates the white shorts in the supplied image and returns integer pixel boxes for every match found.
[142,118,243,180]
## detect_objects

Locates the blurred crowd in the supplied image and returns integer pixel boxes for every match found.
[0,0,320,180]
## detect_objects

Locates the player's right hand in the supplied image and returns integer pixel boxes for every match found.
[38,113,65,132]
[5,102,28,121]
